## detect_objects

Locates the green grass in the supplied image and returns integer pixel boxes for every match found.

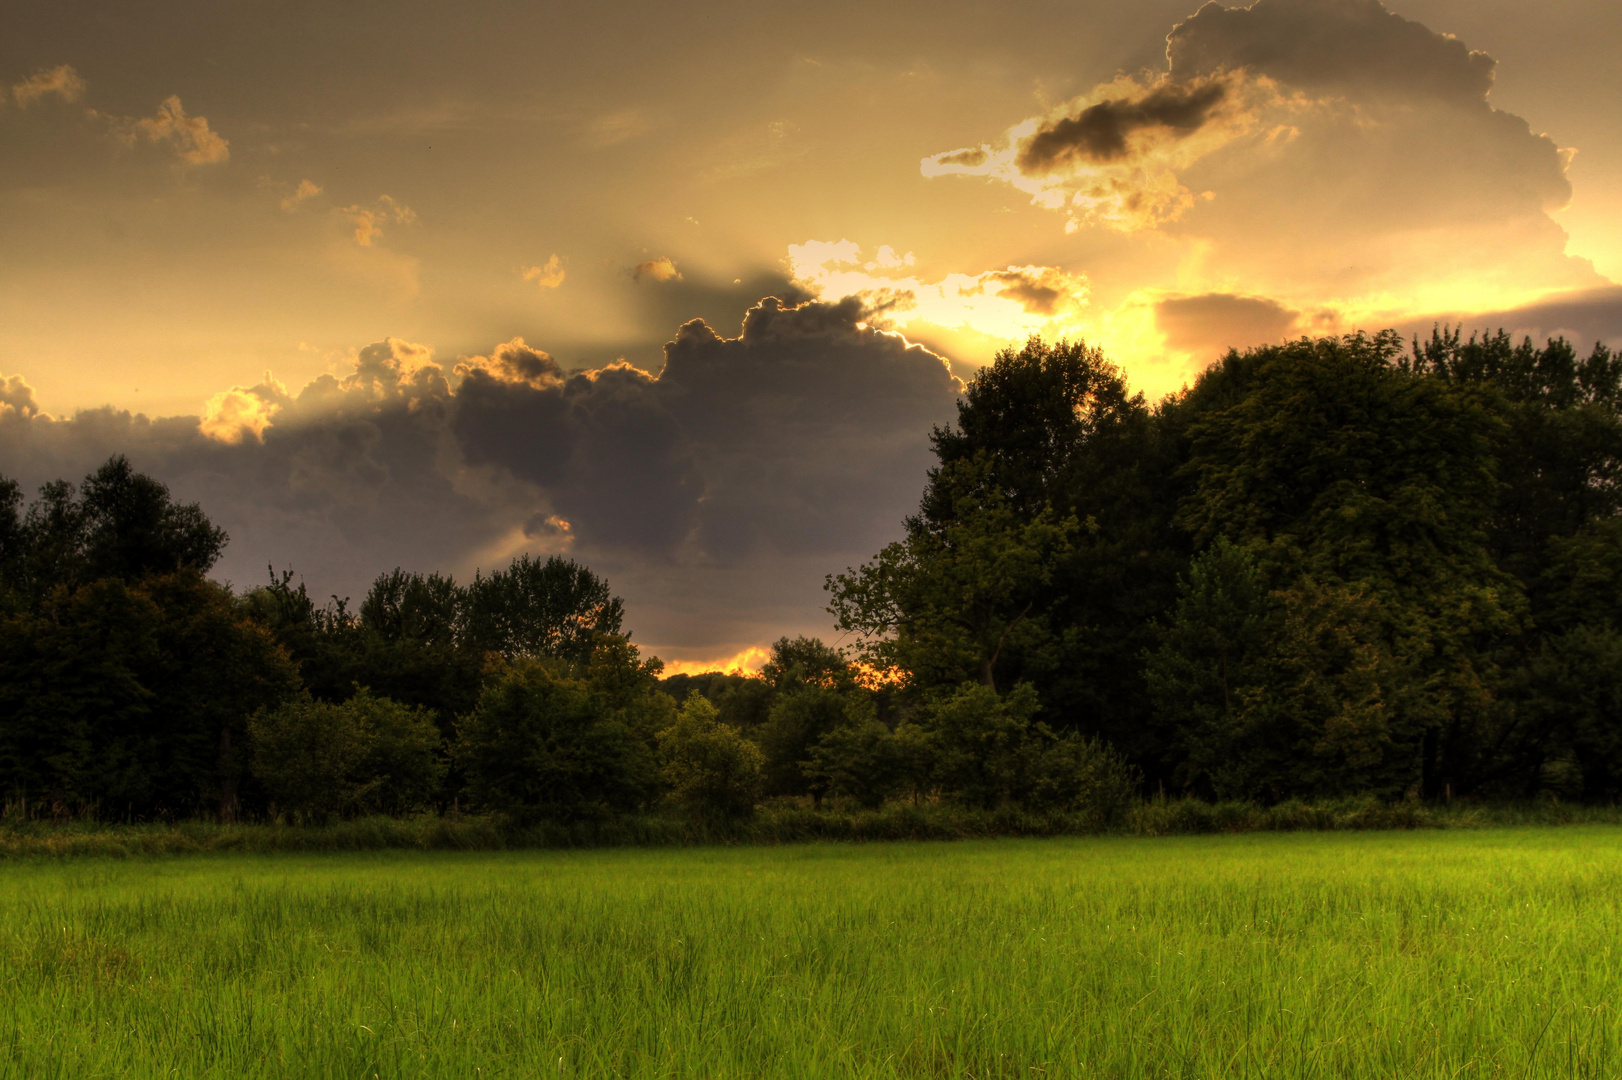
[3,829,1620,1078]
[5,798,1621,859]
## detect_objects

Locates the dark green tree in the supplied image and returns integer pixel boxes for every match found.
[464,554,625,663]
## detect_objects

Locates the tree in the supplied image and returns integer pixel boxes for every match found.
[804,698,903,810]
[921,682,1042,809]
[656,696,763,821]
[464,554,625,663]
[829,457,1079,693]
[756,685,849,802]
[456,636,666,824]
[0,457,226,607]
[250,689,445,822]
[917,337,1182,759]
[0,572,298,818]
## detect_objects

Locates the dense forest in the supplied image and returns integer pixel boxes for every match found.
[2,326,1619,824]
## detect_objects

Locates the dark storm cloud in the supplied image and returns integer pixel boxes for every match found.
[0,297,963,646]
[1167,0,1495,103]
[1156,293,1301,357]
[987,270,1066,316]
[1394,286,1622,353]
[1017,80,1227,173]
[934,147,988,168]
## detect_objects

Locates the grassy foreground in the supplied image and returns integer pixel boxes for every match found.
[3,829,1620,1078]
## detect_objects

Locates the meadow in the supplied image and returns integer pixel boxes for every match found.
[3,828,1620,1079]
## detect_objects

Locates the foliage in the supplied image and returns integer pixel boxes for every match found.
[249,689,445,822]
[0,572,298,818]
[455,636,667,824]
[755,685,848,802]
[464,553,625,663]
[656,696,763,821]
[829,456,1079,692]
[0,456,226,606]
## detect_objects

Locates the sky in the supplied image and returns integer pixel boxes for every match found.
[2,0,1620,671]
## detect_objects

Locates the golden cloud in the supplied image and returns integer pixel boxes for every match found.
[198,375,288,444]
[788,239,1090,342]
[280,179,322,212]
[11,64,85,108]
[0,373,41,421]
[633,256,681,283]
[453,337,563,389]
[522,255,565,289]
[922,72,1259,233]
[132,95,230,164]
[340,195,417,247]
[660,645,771,678]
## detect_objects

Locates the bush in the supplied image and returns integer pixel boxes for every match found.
[657,697,763,821]
[456,658,660,824]
[756,686,848,801]
[1024,731,1140,823]
[805,701,903,810]
[923,682,1041,809]
[249,689,444,822]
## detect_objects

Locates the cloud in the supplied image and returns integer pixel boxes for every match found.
[280,179,322,212]
[340,195,417,246]
[0,298,963,654]
[1165,0,1495,103]
[914,0,1605,390]
[924,0,1581,255]
[10,64,85,107]
[453,338,563,389]
[922,71,1256,231]
[131,96,229,164]
[521,255,565,289]
[0,374,40,421]
[662,645,771,677]
[1155,293,1301,357]
[1016,79,1229,172]
[198,375,289,444]
[633,256,682,283]
[788,239,1090,346]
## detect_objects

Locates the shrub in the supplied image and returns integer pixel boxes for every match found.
[657,697,763,821]
[805,701,903,810]
[924,682,1041,809]
[250,689,444,822]
[1024,731,1140,823]
[456,659,659,824]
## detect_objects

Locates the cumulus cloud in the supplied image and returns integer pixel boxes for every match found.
[914,0,1605,387]
[1155,293,1302,357]
[788,239,1089,344]
[0,374,40,421]
[130,95,229,164]
[521,255,565,289]
[340,195,417,246]
[922,71,1256,231]
[1017,79,1229,172]
[1165,0,1494,103]
[926,0,1580,245]
[11,64,85,107]
[199,375,290,444]
[633,256,682,283]
[0,298,963,654]
[280,179,322,211]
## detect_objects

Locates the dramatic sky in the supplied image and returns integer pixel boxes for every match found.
[3,0,1620,670]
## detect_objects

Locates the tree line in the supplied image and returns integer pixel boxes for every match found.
[829,327,1622,803]
[2,325,1618,824]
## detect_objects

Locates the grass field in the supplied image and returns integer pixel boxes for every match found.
[3,829,1620,1078]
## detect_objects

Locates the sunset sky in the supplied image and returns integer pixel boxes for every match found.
[3,0,1620,670]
